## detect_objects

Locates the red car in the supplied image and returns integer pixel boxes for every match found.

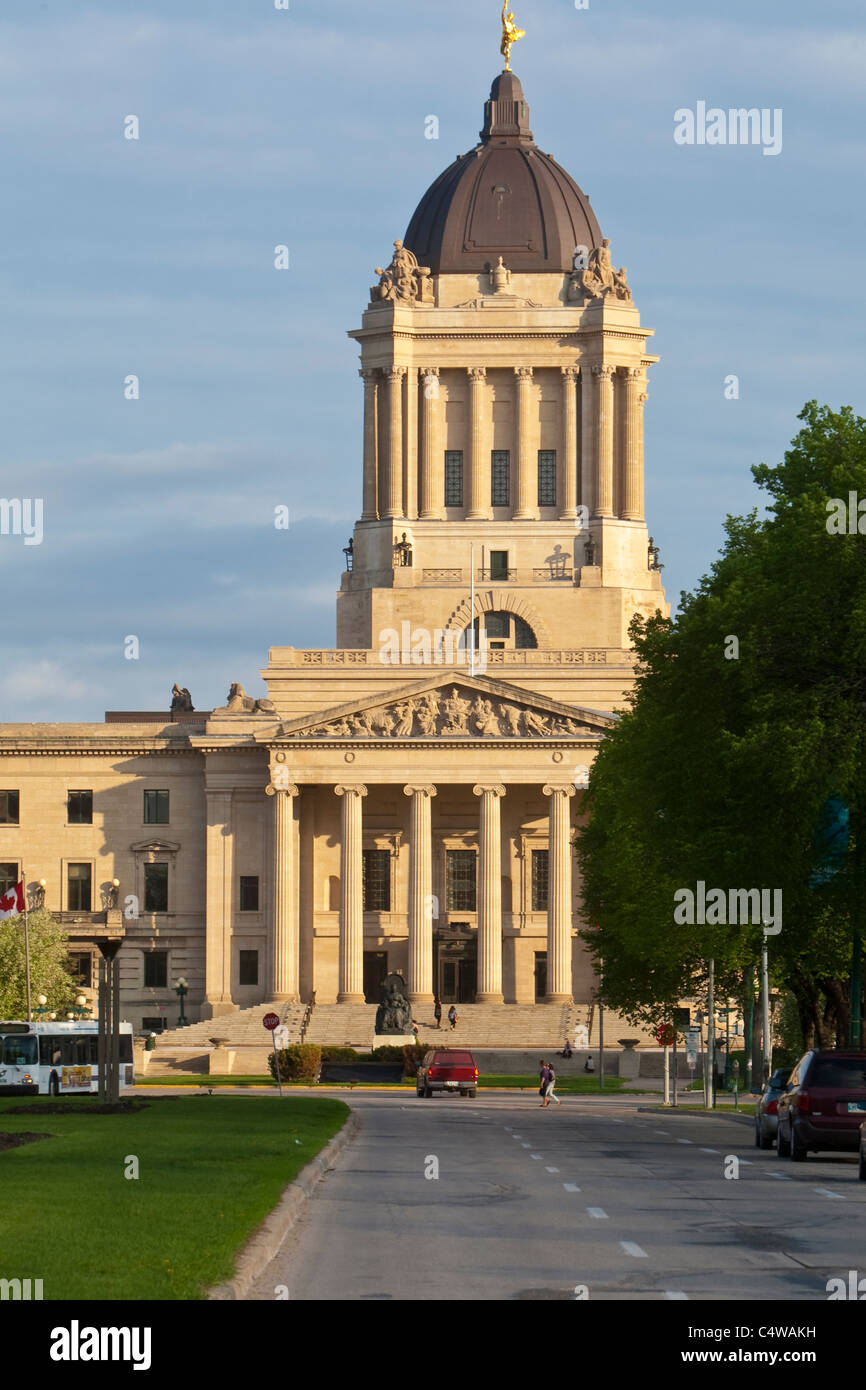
[776,1050,866,1161]
[416,1049,478,1098]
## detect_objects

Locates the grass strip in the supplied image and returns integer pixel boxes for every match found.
[0,1095,348,1300]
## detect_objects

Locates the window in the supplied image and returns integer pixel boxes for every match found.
[67,863,92,911]
[532,850,549,911]
[68,952,93,988]
[489,550,509,581]
[143,951,168,988]
[142,1016,167,1034]
[0,791,19,824]
[538,450,557,506]
[144,863,168,913]
[444,451,463,507]
[473,612,538,650]
[67,790,93,825]
[363,849,391,911]
[240,876,259,912]
[446,849,476,912]
[3,1035,37,1066]
[491,450,510,506]
[143,790,169,824]
[0,863,18,896]
[239,950,259,986]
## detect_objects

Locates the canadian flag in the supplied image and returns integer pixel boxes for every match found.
[0,882,25,920]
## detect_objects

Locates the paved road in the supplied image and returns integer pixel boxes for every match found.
[246,1093,865,1301]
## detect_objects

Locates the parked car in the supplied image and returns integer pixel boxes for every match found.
[416,1048,478,1098]
[776,1051,866,1162]
[754,1066,792,1149]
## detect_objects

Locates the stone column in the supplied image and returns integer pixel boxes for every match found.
[265,774,300,1001]
[580,364,596,516]
[403,785,437,1003]
[621,368,644,521]
[465,367,488,520]
[560,366,579,519]
[335,785,367,1003]
[419,368,442,519]
[513,366,534,519]
[593,365,615,519]
[543,784,575,1003]
[360,368,378,520]
[204,788,233,1016]
[384,367,405,519]
[473,784,506,1003]
[404,366,418,520]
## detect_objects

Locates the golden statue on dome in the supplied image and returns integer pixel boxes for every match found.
[500,2,525,71]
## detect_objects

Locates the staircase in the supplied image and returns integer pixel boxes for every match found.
[303,1002,575,1048]
[155,1000,306,1050]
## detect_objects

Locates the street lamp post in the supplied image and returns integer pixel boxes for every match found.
[174,976,189,1028]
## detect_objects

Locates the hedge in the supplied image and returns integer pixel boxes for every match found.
[268,1044,322,1082]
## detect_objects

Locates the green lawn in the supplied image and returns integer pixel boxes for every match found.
[0,1095,348,1300]
[137,1073,625,1093]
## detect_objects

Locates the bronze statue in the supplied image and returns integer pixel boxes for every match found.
[170,683,193,713]
[376,971,413,1035]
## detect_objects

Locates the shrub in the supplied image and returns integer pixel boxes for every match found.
[369,1045,406,1064]
[401,1044,428,1077]
[320,1047,360,1064]
[268,1044,322,1083]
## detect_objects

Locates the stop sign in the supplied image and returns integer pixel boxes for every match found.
[263,1012,280,1031]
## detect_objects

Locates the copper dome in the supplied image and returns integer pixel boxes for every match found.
[404,71,602,276]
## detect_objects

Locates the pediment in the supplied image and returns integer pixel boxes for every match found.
[130,839,181,856]
[269,673,614,744]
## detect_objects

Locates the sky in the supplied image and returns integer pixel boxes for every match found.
[1,0,864,720]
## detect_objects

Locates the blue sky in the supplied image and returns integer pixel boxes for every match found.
[2,0,864,719]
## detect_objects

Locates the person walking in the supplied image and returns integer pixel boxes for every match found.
[448,1004,458,1031]
[543,1061,561,1107]
[434,998,442,1029]
[538,1059,550,1105]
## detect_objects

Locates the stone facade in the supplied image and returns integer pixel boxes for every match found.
[0,65,668,1031]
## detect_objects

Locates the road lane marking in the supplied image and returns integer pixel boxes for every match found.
[654,1130,669,1135]
[521,1143,532,1148]
[587,1207,608,1219]
[738,1159,753,1165]
[610,1119,625,1124]
[700,1147,719,1154]
[563,1183,581,1193]
[665,1291,688,1300]
[814,1188,845,1200]
[530,1153,543,1159]
[620,1242,648,1258]
[765,1171,791,1179]
[545,1166,559,1173]
[677,1138,693,1145]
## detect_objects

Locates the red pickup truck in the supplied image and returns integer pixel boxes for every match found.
[416,1048,478,1098]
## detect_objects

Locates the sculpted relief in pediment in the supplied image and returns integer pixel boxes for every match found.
[285,687,593,741]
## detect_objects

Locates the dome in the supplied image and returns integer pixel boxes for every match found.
[404,72,602,276]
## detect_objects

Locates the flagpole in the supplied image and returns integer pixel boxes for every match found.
[470,543,476,676]
[22,869,32,1022]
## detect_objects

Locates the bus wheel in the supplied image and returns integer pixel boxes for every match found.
[49,1073,59,1097]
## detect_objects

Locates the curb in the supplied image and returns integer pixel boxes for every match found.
[637,1104,754,1126]
[208,1108,361,1300]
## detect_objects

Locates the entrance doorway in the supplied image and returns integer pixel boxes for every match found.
[363,951,388,1002]
[534,952,547,1002]
[435,926,477,1004]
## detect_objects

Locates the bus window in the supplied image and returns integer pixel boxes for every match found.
[2,1035,37,1066]
[39,1036,63,1065]
[73,1038,89,1066]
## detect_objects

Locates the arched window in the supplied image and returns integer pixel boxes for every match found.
[471,611,538,651]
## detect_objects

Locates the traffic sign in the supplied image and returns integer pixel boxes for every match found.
[655,1022,675,1047]
[263,1012,280,1031]
[273,1025,289,1048]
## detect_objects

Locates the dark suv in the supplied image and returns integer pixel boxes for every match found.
[776,1051,866,1162]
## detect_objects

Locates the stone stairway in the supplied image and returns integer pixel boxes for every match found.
[305,1002,574,1048]
[155,1000,307,1050]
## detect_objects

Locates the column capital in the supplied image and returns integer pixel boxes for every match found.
[385,365,407,381]
[335,784,368,798]
[473,784,506,798]
[420,365,439,377]
[543,783,577,799]
[359,367,379,381]
[467,366,487,382]
[403,784,437,799]
[561,365,579,382]
[592,364,615,379]
[514,365,534,380]
[623,366,643,381]
[265,781,299,798]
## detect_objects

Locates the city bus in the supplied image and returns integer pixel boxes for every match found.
[0,1020,134,1096]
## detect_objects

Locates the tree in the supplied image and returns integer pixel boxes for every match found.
[0,908,78,1018]
[578,402,866,1038]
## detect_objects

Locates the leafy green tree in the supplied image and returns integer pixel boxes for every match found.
[0,908,78,1018]
[578,402,866,1042]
